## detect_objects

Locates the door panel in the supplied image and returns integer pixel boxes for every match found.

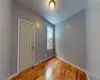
[19,20,34,72]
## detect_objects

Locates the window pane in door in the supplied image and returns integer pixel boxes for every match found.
[47,26,53,50]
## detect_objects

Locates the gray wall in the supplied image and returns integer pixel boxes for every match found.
[86,0,100,77]
[0,0,12,80]
[11,1,55,75]
[88,75,100,80]
[55,9,86,70]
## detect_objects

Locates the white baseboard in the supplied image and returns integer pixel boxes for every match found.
[87,74,90,80]
[56,56,100,80]
[9,55,100,80]
[8,55,54,80]
[34,55,55,66]
[56,56,86,72]
[8,73,18,80]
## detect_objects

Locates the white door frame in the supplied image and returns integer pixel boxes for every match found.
[17,18,35,73]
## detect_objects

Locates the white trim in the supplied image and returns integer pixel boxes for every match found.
[9,55,100,80]
[56,56,100,80]
[10,55,100,80]
[56,56,86,72]
[8,73,18,80]
[34,55,55,66]
[18,18,35,25]
[17,18,35,73]
[9,56,54,79]
[17,19,20,73]
[87,74,90,80]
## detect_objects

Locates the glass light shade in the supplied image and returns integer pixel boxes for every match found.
[49,0,55,10]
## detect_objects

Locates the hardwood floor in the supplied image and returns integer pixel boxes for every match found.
[11,56,88,80]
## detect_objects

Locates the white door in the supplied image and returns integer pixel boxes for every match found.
[19,20,35,72]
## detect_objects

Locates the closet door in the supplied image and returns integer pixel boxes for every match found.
[19,20,35,72]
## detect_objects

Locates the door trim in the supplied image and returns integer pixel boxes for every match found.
[17,18,35,73]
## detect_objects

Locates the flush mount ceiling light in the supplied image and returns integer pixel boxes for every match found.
[49,0,56,10]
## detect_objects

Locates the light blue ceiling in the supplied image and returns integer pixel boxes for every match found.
[16,0,86,25]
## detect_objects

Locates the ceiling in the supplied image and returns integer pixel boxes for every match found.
[15,0,86,25]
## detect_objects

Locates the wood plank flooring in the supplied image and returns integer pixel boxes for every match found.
[11,56,88,80]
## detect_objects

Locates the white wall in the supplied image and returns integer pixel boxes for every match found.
[55,9,86,70]
[86,0,100,77]
[11,1,55,75]
[0,0,12,80]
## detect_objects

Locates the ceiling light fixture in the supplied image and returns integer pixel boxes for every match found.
[49,0,56,10]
